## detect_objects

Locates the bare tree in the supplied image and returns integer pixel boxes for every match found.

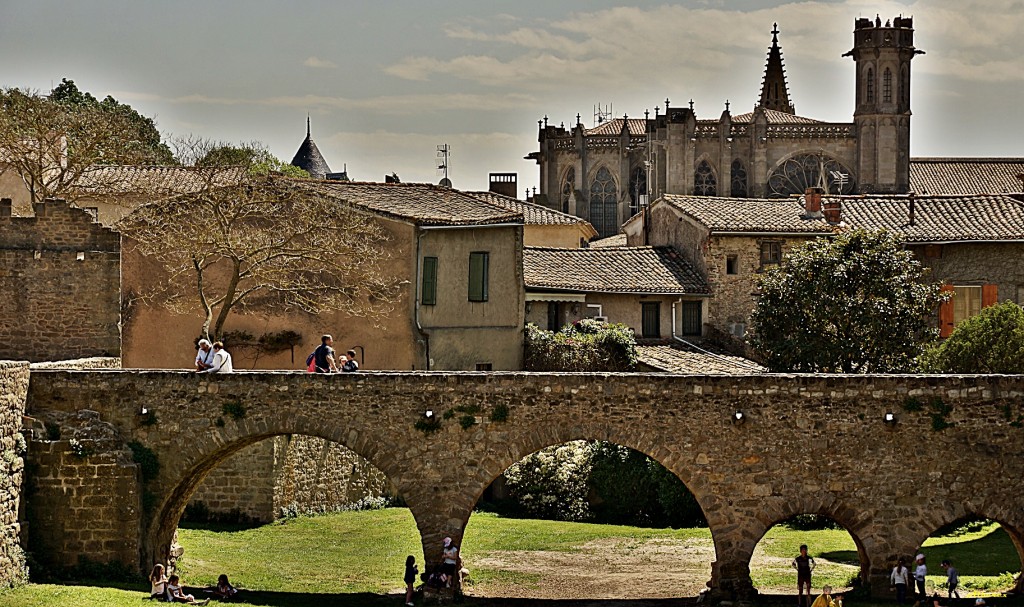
[118,176,402,340]
[0,87,169,202]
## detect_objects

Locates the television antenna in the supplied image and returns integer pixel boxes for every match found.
[437,143,452,187]
[594,103,613,126]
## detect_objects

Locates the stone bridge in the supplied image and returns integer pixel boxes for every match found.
[20,370,1024,599]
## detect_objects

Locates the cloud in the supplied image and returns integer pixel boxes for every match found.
[303,56,338,69]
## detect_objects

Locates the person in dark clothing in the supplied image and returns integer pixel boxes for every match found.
[341,349,359,372]
[404,555,418,606]
[793,544,816,607]
[313,334,338,373]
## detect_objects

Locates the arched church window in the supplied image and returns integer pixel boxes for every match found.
[589,167,618,238]
[730,159,748,198]
[628,165,647,217]
[561,167,575,213]
[883,68,892,103]
[694,161,717,196]
[866,68,874,103]
[767,153,856,198]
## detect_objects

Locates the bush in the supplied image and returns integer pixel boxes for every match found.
[523,321,637,371]
[504,441,592,521]
[920,301,1024,373]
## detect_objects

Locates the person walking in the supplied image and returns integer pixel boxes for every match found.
[793,544,816,607]
[914,554,928,602]
[891,557,910,604]
[312,334,338,373]
[200,341,233,374]
[404,555,418,606]
[941,560,960,599]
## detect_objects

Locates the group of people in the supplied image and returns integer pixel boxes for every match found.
[794,545,843,607]
[149,564,237,603]
[306,334,359,373]
[194,339,233,373]
[892,554,969,606]
[402,536,463,606]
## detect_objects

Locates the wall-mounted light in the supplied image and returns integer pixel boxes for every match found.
[139,407,149,416]
[732,410,745,425]
[884,411,896,425]
[425,410,434,419]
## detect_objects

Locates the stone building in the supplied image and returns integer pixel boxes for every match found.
[625,190,1024,340]
[527,17,922,238]
[466,189,597,248]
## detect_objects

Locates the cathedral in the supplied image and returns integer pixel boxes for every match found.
[527,16,922,237]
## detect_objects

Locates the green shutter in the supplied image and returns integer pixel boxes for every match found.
[469,252,489,302]
[421,257,438,306]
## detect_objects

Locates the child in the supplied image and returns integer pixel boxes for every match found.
[810,585,835,607]
[404,555,418,606]
[941,559,960,599]
[892,557,910,605]
[212,574,237,600]
[149,563,168,600]
[166,574,209,605]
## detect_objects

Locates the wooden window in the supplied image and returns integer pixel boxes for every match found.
[468,252,489,302]
[681,301,702,336]
[546,302,562,331]
[421,256,438,306]
[760,241,782,266]
[641,302,661,338]
[726,255,738,275]
[940,284,999,336]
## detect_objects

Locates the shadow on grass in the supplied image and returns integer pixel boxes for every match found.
[178,520,265,532]
[818,548,861,565]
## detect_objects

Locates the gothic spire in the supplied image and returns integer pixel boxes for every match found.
[290,117,332,179]
[758,22,796,114]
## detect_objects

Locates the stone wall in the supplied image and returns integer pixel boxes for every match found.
[187,440,276,522]
[30,357,121,370]
[0,361,29,588]
[17,370,1024,599]
[0,198,120,362]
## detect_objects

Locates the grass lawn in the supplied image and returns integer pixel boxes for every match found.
[2,509,1019,607]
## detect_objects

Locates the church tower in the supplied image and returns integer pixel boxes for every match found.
[844,15,922,193]
[758,23,795,114]
[290,117,332,179]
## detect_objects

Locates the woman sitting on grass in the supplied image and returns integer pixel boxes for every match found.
[212,574,238,600]
[166,574,209,605]
[149,563,168,599]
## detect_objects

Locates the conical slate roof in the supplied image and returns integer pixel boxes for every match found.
[758,23,796,115]
[290,117,332,178]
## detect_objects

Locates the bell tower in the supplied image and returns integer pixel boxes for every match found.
[844,15,923,193]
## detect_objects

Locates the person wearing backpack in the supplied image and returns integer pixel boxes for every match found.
[308,335,338,373]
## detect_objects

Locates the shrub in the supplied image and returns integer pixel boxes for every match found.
[920,301,1024,373]
[504,441,592,521]
[523,321,637,372]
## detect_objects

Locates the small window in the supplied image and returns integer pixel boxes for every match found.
[760,241,782,266]
[421,257,438,306]
[469,252,489,302]
[952,286,982,327]
[726,255,738,275]
[681,301,702,336]
[641,302,661,338]
[475,363,493,371]
[883,68,893,103]
[547,302,562,331]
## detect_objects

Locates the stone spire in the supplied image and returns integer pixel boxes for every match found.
[758,23,796,114]
[290,116,332,179]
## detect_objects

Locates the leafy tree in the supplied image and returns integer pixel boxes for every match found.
[170,136,308,178]
[523,319,637,371]
[0,82,173,201]
[117,176,400,340]
[750,229,946,372]
[503,441,592,521]
[920,301,1024,373]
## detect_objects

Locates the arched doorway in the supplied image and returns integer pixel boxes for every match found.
[461,440,714,600]
[917,516,1023,597]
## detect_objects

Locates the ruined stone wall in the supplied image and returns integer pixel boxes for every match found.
[0,199,120,362]
[0,361,29,588]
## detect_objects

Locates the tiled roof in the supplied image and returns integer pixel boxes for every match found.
[661,194,833,234]
[290,180,523,226]
[585,118,647,136]
[910,158,1024,195]
[731,108,823,124]
[839,194,1024,243]
[589,234,628,248]
[524,246,709,294]
[291,120,332,179]
[637,343,765,374]
[464,191,598,236]
[74,166,246,196]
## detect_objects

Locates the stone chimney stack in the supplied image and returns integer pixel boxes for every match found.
[803,187,824,217]
[823,196,842,224]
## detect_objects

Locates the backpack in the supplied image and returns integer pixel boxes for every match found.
[305,351,316,372]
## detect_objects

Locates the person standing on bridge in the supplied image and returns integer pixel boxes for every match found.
[312,334,338,373]
[793,544,816,607]
[200,342,233,374]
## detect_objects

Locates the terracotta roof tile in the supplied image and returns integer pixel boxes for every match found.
[637,343,765,374]
[910,158,1024,195]
[839,194,1024,242]
[291,180,523,226]
[661,194,833,234]
[589,234,628,248]
[731,108,824,124]
[524,246,709,294]
[465,191,598,237]
[74,165,247,196]
[584,118,648,136]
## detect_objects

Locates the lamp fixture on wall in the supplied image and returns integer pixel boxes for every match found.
[884,411,897,425]
[732,410,745,425]
[425,410,434,419]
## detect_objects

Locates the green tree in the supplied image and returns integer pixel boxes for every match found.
[920,301,1024,373]
[173,137,309,178]
[750,229,946,373]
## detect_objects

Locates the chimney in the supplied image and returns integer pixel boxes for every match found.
[804,187,824,217]
[908,192,916,226]
[822,197,842,224]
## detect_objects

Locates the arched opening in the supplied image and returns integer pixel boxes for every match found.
[461,439,714,600]
[767,153,856,198]
[749,514,868,602]
[694,160,717,196]
[731,159,748,198]
[560,166,575,214]
[917,516,1023,597]
[151,432,423,600]
[588,166,618,238]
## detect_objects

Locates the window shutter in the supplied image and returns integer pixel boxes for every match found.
[469,252,489,302]
[938,284,955,338]
[421,257,438,306]
[982,284,998,308]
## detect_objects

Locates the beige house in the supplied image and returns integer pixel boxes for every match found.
[524,245,709,339]
[123,180,526,371]
[625,190,1024,341]
[465,190,597,248]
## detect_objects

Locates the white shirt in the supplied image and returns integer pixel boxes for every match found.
[203,349,233,373]
[914,563,927,582]
[891,566,909,585]
[195,347,215,368]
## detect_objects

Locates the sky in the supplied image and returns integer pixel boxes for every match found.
[1,0,1022,194]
